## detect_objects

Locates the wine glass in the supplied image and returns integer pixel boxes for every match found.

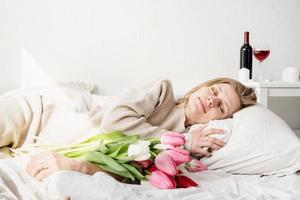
[253,44,270,82]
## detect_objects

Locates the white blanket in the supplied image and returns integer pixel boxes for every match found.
[1,156,300,200]
[1,87,300,199]
[0,86,114,157]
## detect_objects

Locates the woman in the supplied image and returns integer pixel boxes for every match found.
[24,78,257,180]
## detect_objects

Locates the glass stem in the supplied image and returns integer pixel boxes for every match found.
[258,61,263,82]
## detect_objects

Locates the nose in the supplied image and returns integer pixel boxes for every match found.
[207,96,220,108]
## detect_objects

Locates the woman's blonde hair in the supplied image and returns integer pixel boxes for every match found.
[179,77,257,109]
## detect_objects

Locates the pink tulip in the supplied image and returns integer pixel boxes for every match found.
[161,132,185,147]
[166,148,190,166]
[149,165,158,172]
[136,160,152,168]
[175,175,198,188]
[149,170,176,189]
[155,151,178,176]
[185,159,208,172]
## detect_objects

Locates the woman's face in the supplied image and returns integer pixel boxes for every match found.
[185,83,241,125]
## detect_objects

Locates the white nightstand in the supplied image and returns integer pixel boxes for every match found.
[243,81,300,135]
[243,81,300,107]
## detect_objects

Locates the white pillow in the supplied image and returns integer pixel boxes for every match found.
[55,81,96,94]
[198,104,300,176]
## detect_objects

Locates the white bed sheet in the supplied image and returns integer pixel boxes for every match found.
[1,88,299,200]
[1,156,299,200]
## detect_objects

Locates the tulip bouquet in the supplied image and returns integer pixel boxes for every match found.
[18,131,208,189]
[148,132,208,189]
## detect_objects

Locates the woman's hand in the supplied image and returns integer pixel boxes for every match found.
[26,151,118,181]
[189,125,226,157]
[26,151,83,181]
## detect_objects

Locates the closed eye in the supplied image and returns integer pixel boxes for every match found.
[211,88,217,95]
[219,106,224,113]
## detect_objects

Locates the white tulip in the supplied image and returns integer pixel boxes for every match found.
[128,141,151,161]
[153,143,173,150]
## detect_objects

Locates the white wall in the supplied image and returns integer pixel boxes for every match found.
[0,0,300,128]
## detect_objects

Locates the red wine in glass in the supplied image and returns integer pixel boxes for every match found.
[253,45,270,82]
[254,50,270,62]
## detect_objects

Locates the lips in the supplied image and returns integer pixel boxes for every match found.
[197,98,206,113]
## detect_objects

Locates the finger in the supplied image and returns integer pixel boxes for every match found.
[207,137,226,147]
[26,153,50,174]
[201,141,223,151]
[191,125,209,138]
[194,137,224,149]
[28,162,47,177]
[190,135,208,148]
[191,146,211,157]
[204,128,225,136]
[35,167,53,181]
[194,124,208,132]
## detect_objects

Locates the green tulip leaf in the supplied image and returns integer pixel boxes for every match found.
[82,151,132,174]
[146,137,160,144]
[96,164,135,180]
[108,143,129,158]
[98,141,109,153]
[115,154,133,163]
[122,163,146,181]
[80,131,125,144]
[76,151,106,165]
[105,135,140,146]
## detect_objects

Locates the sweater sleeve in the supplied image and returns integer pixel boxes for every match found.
[101,79,176,139]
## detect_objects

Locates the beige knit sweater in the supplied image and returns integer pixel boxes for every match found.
[100,79,187,139]
[0,79,188,156]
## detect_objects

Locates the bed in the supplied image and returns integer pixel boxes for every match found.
[1,156,300,200]
[0,83,300,200]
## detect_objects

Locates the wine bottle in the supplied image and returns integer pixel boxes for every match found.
[240,31,253,79]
